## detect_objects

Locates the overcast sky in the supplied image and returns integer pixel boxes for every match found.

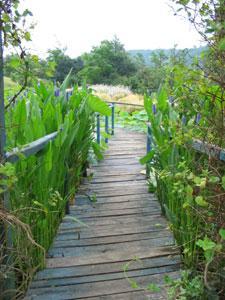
[21,0,203,58]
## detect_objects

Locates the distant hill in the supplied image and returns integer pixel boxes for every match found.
[128,47,206,65]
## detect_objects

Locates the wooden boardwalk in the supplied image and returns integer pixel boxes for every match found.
[26,128,180,300]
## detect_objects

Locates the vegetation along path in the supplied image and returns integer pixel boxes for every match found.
[26,128,180,299]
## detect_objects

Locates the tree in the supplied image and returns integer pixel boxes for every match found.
[78,37,136,85]
[46,48,83,84]
[0,0,34,109]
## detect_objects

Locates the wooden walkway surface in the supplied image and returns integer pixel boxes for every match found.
[26,128,180,300]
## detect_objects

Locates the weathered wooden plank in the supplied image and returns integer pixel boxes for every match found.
[104,151,145,157]
[71,200,159,212]
[68,207,160,219]
[60,217,165,232]
[26,127,179,299]
[34,255,180,281]
[46,245,178,268]
[57,222,168,240]
[102,154,144,160]
[93,160,142,167]
[83,179,147,189]
[91,166,144,174]
[109,140,145,145]
[48,236,175,258]
[30,264,179,289]
[89,174,145,183]
[59,211,166,230]
[75,193,157,205]
[63,210,162,223]
[52,231,173,248]
[83,290,167,300]
[91,170,145,177]
[55,224,169,242]
[68,208,160,219]
[78,187,150,197]
[26,271,180,300]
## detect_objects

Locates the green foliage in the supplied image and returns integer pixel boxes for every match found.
[46,48,83,84]
[168,271,205,299]
[4,53,49,86]
[128,47,206,65]
[78,37,136,85]
[0,1,33,48]
[4,78,108,289]
[142,84,225,297]
[115,109,148,132]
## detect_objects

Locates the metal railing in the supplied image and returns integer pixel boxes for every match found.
[95,103,115,144]
[0,92,116,298]
[6,132,58,163]
[145,114,225,163]
[1,93,224,296]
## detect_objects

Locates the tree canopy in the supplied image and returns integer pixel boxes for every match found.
[78,38,136,85]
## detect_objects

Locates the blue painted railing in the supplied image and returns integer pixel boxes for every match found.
[145,109,225,163]
[95,103,115,145]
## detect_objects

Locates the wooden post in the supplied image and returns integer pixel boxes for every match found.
[105,116,109,144]
[146,123,152,177]
[96,114,100,144]
[146,123,152,153]
[111,103,115,135]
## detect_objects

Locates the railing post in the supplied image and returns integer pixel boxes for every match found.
[147,123,152,153]
[105,116,109,144]
[146,123,152,177]
[111,103,115,135]
[96,114,100,144]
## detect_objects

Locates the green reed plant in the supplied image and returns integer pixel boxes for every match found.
[3,75,110,291]
[141,86,225,297]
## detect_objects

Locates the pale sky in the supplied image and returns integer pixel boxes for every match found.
[21,0,203,58]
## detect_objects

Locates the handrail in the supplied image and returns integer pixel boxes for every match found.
[6,131,58,163]
[95,103,115,145]
[108,101,144,107]
[6,100,115,162]
[192,139,225,162]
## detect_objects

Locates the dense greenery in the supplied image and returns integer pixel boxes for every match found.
[4,39,205,95]
[139,0,225,298]
[128,47,206,65]
[1,76,110,297]
[1,0,225,299]
[113,1,225,297]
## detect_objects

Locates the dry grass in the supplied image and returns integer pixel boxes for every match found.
[91,84,144,112]
[0,208,44,299]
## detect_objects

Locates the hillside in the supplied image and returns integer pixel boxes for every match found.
[128,47,206,65]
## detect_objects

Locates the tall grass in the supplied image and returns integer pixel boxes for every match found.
[2,76,110,295]
[142,87,225,297]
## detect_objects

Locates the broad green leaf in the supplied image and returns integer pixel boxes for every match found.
[24,31,31,41]
[208,176,220,184]
[219,228,225,240]
[88,95,111,116]
[140,150,155,165]
[218,37,225,50]
[196,237,216,251]
[144,95,153,118]
[222,176,225,189]
[92,142,104,160]
[195,196,208,207]
[10,56,21,68]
